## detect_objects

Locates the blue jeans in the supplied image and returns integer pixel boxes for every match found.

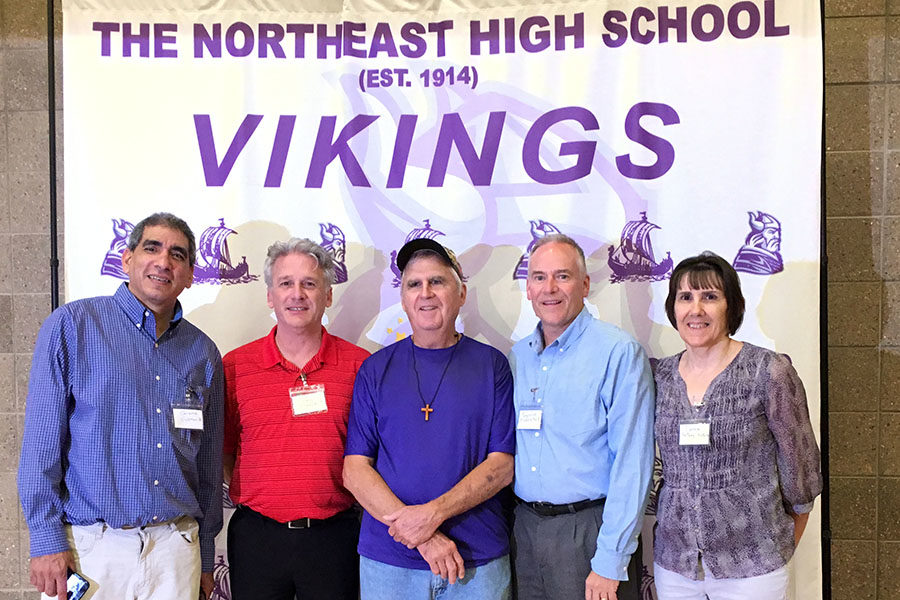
[359,555,511,600]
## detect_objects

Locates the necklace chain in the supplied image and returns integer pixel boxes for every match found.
[411,334,461,421]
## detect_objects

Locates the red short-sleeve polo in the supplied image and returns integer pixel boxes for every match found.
[224,326,369,521]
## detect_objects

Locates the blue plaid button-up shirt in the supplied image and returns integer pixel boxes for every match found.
[18,283,224,571]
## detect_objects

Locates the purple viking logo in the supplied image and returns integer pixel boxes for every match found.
[319,222,348,284]
[513,219,562,280]
[210,554,231,600]
[733,211,784,275]
[608,212,673,283]
[99,218,135,279]
[389,219,446,288]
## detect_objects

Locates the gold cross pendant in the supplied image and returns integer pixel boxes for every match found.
[421,404,433,421]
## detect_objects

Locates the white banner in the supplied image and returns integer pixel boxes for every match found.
[63,1,823,598]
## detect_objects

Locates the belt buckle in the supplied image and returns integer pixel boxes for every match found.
[528,501,552,515]
[287,518,310,529]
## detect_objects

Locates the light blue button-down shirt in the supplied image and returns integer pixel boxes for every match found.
[511,307,655,581]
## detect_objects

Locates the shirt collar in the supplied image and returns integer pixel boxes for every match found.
[114,282,183,333]
[260,325,335,373]
[528,305,591,355]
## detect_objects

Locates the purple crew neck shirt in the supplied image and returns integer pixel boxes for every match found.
[346,335,515,569]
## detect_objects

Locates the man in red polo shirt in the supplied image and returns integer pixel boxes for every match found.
[223,238,369,600]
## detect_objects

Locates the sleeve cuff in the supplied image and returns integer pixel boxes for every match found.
[29,524,70,558]
[590,549,632,582]
[792,501,815,514]
[199,535,216,572]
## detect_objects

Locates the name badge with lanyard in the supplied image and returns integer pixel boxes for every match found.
[517,387,543,430]
[678,388,711,446]
[173,386,204,430]
[289,372,327,416]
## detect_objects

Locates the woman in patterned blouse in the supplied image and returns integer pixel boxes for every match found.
[651,252,822,600]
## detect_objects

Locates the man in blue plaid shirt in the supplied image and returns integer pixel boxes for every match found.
[18,212,224,600]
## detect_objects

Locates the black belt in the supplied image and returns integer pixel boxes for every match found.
[518,497,605,517]
[238,505,358,530]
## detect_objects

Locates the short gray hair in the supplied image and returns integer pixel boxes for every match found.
[264,238,336,287]
[529,233,587,277]
[404,249,463,291]
[127,212,196,267]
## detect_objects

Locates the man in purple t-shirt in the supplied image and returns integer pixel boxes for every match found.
[343,238,515,600]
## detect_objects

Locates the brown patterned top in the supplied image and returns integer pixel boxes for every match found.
[652,343,823,579]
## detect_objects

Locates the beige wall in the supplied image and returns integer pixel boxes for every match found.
[1,0,57,598]
[0,0,897,598]
[826,1,900,598]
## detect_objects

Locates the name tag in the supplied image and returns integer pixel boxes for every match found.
[679,421,711,446]
[173,408,204,430]
[290,384,328,416]
[517,409,542,430]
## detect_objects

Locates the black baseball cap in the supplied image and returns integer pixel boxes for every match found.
[396,238,463,279]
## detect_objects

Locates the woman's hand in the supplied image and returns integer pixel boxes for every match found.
[789,510,810,546]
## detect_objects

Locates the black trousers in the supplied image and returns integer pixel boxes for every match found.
[511,502,643,600]
[227,505,360,600]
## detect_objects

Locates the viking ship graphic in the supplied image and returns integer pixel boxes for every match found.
[607,212,672,283]
[193,218,257,284]
[319,223,348,284]
[390,219,447,287]
[99,218,135,279]
[513,219,562,280]
[210,554,231,600]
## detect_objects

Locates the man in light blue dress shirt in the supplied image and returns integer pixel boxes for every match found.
[18,213,223,600]
[510,234,654,600]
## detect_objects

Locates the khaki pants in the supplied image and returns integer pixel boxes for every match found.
[43,516,201,600]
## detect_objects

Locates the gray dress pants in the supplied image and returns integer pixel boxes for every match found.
[512,502,643,600]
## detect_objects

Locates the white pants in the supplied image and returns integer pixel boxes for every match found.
[654,561,789,600]
[43,516,201,600]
